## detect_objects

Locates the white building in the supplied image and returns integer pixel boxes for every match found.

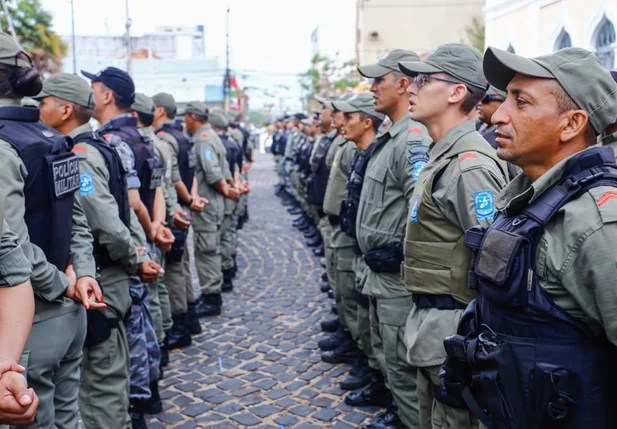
[484,0,617,69]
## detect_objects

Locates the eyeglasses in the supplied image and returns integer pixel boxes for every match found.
[481,95,505,104]
[413,73,462,88]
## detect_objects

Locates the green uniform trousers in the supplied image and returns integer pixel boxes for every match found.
[354,255,378,370]
[417,366,478,429]
[148,245,172,345]
[220,214,236,271]
[164,241,195,315]
[373,296,419,429]
[194,227,223,295]
[333,245,357,333]
[12,307,86,429]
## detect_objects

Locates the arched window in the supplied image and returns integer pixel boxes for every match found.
[595,16,616,68]
[506,44,516,54]
[555,29,572,51]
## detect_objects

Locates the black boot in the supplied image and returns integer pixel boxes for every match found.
[312,244,325,256]
[144,380,163,414]
[340,355,372,390]
[195,293,222,317]
[130,400,149,429]
[222,269,234,293]
[362,401,405,429]
[327,289,334,299]
[186,303,203,335]
[306,235,323,248]
[168,314,192,349]
[332,302,338,314]
[321,338,360,364]
[160,335,169,368]
[232,254,237,278]
[320,281,330,293]
[321,317,340,332]
[289,207,303,215]
[318,326,348,351]
[345,371,391,407]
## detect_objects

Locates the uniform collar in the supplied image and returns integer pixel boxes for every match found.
[376,115,409,147]
[0,99,21,107]
[496,148,597,215]
[68,122,93,139]
[428,119,476,161]
[600,130,617,146]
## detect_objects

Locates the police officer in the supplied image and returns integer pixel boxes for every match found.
[152,93,204,343]
[185,102,240,317]
[0,206,39,425]
[475,86,506,149]
[210,110,246,291]
[398,43,509,429]
[324,93,386,393]
[601,70,617,152]
[79,67,164,429]
[336,95,386,409]
[441,47,617,429]
[131,93,176,372]
[354,49,431,429]
[228,112,252,230]
[0,44,104,429]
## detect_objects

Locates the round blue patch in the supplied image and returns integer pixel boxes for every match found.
[411,160,427,180]
[80,172,94,196]
[473,190,495,221]
[410,195,421,222]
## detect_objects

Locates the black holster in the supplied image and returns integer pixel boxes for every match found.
[364,243,403,273]
[84,311,119,347]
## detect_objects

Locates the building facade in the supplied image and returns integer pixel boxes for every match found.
[355,0,485,64]
[485,0,617,69]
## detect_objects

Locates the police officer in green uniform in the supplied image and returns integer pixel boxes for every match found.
[0,205,39,425]
[0,46,104,428]
[601,70,617,152]
[398,43,509,429]
[354,49,431,429]
[131,93,175,369]
[441,48,617,429]
[151,93,203,346]
[185,102,240,317]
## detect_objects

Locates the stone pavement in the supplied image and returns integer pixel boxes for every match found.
[147,154,380,428]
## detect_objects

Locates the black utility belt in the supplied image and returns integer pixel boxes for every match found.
[352,289,370,309]
[328,215,340,226]
[412,293,466,310]
[364,243,403,273]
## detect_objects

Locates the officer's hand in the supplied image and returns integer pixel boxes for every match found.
[149,220,163,243]
[138,261,164,283]
[0,371,39,425]
[227,188,241,200]
[190,196,208,212]
[0,362,24,378]
[173,210,191,230]
[64,264,77,299]
[73,277,107,310]
[155,226,175,252]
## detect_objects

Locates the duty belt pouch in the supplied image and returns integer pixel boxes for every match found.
[84,310,115,347]
[166,227,188,263]
[364,243,403,273]
[529,364,580,425]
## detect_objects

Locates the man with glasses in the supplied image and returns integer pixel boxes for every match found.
[353,50,431,429]
[398,43,509,429]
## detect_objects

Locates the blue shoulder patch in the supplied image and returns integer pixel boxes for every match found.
[204,148,213,161]
[80,172,95,196]
[409,195,421,222]
[411,160,427,180]
[473,190,495,221]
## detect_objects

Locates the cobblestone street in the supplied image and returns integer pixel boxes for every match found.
[147,153,379,428]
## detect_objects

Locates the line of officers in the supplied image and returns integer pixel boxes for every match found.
[271,43,617,429]
[0,33,254,428]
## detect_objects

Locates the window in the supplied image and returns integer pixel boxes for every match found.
[506,44,516,54]
[555,29,572,51]
[595,16,616,69]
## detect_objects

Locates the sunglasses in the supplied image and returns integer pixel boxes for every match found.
[481,95,505,104]
[413,73,461,88]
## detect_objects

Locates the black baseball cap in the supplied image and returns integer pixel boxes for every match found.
[82,67,136,105]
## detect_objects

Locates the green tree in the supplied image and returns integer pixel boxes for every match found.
[463,16,485,53]
[0,0,67,73]
[299,54,360,98]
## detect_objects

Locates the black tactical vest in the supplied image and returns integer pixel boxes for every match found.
[340,143,376,239]
[156,122,196,196]
[306,134,334,205]
[0,106,79,270]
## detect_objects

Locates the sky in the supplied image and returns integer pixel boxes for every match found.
[41,0,357,110]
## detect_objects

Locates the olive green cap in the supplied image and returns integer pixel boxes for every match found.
[399,43,488,90]
[0,32,30,67]
[358,49,420,78]
[210,110,229,128]
[331,92,385,121]
[184,101,208,116]
[484,46,617,134]
[227,110,241,122]
[486,85,507,98]
[34,73,94,108]
[131,93,154,115]
[152,92,177,116]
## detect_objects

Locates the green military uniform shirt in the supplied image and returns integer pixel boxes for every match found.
[193,124,226,231]
[404,119,508,367]
[325,134,345,169]
[496,146,617,345]
[356,115,430,298]
[144,126,178,220]
[155,120,184,186]
[0,219,31,288]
